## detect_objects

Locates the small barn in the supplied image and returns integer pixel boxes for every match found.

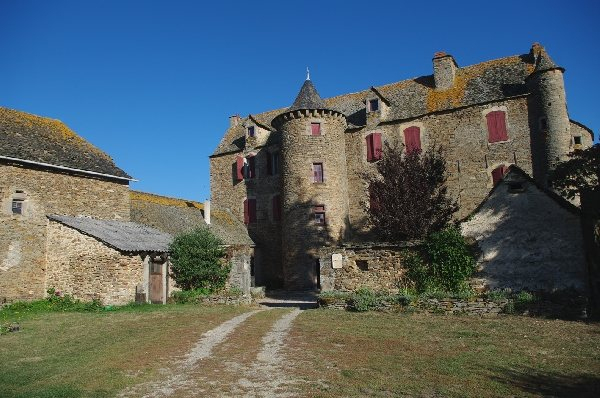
[47,215,173,305]
[462,166,588,293]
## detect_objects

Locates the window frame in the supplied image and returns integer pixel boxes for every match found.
[368,98,379,112]
[312,162,324,183]
[403,126,422,153]
[243,198,257,225]
[247,126,255,137]
[366,132,382,162]
[11,199,23,215]
[313,205,326,225]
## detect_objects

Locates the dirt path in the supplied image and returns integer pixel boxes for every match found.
[118,306,304,398]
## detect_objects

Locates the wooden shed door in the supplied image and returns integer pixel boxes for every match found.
[149,261,163,304]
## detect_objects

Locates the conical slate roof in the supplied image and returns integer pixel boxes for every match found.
[288,79,326,111]
[531,44,563,74]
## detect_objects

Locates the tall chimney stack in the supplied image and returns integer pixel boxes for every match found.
[433,51,458,90]
[203,200,211,225]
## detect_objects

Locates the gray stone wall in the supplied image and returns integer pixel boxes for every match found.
[46,221,144,305]
[0,164,130,302]
[279,110,349,289]
[224,245,253,296]
[209,141,283,287]
[461,175,587,292]
[346,97,535,227]
[317,243,417,292]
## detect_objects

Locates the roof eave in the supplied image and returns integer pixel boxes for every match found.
[0,155,136,182]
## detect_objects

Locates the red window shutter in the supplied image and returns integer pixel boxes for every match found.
[311,123,321,136]
[492,165,507,186]
[366,134,373,162]
[266,152,272,175]
[247,156,255,179]
[372,132,382,160]
[248,199,257,223]
[243,199,249,224]
[404,127,421,153]
[487,111,508,143]
[236,156,244,180]
[272,195,281,221]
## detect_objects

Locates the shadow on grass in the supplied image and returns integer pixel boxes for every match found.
[490,366,600,398]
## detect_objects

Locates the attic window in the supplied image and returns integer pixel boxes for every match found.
[247,126,255,137]
[368,99,379,112]
[508,182,525,193]
[574,136,582,145]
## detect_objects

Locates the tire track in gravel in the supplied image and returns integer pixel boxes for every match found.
[118,309,263,398]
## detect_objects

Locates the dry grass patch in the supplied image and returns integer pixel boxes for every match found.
[286,310,600,397]
[0,304,250,398]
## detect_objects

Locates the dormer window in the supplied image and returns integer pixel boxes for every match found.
[368,99,379,112]
[247,126,255,137]
[574,136,582,146]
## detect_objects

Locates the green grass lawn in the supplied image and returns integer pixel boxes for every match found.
[0,304,249,398]
[288,310,600,397]
[1,304,599,398]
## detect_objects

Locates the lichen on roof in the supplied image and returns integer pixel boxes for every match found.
[0,107,131,179]
[130,190,203,209]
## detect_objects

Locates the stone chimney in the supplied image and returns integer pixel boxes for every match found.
[433,51,458,90]
[203,200,211,225]
[229,115,241,128]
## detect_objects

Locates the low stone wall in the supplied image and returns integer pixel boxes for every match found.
[317,242,420,292]
[198,294,251,306]
[318,296,509,316]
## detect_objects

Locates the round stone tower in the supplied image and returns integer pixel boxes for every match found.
[526,43,571,186]
[272,77,349,289]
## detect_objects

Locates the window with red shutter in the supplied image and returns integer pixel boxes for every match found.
[487,111,508,143]
[404,127,421,153]
[313,163,323,183]
[491,165,507,186]
[246,155,255,179]
[248,199,256,223]
[372,132,382,160]
[244,198,257,224]
[366,133,382,162]
[311,122,321,136]
[236,156,244,181]
[272,195,281,221]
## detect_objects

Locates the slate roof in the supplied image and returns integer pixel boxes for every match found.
[288,79,327,111]
[0,107,132,179]
[48,214,172,253]
[130,191,254,246]
[212,47,545,157]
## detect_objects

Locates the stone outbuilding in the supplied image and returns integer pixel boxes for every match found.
[47,215,173,305]
[462,166,587,293]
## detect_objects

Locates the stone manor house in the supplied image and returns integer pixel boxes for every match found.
[210,43,594,291]
[0,42,594,304]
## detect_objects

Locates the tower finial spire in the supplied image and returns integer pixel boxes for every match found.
[306,67,310,81]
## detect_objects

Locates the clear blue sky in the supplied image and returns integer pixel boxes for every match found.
[1,0,598,201]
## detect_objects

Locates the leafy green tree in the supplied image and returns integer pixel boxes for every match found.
[550,143,600,199]
[168,228,229,291]
[366,142,458,241]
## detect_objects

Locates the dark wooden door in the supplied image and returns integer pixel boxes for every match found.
[149,261,163,304]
